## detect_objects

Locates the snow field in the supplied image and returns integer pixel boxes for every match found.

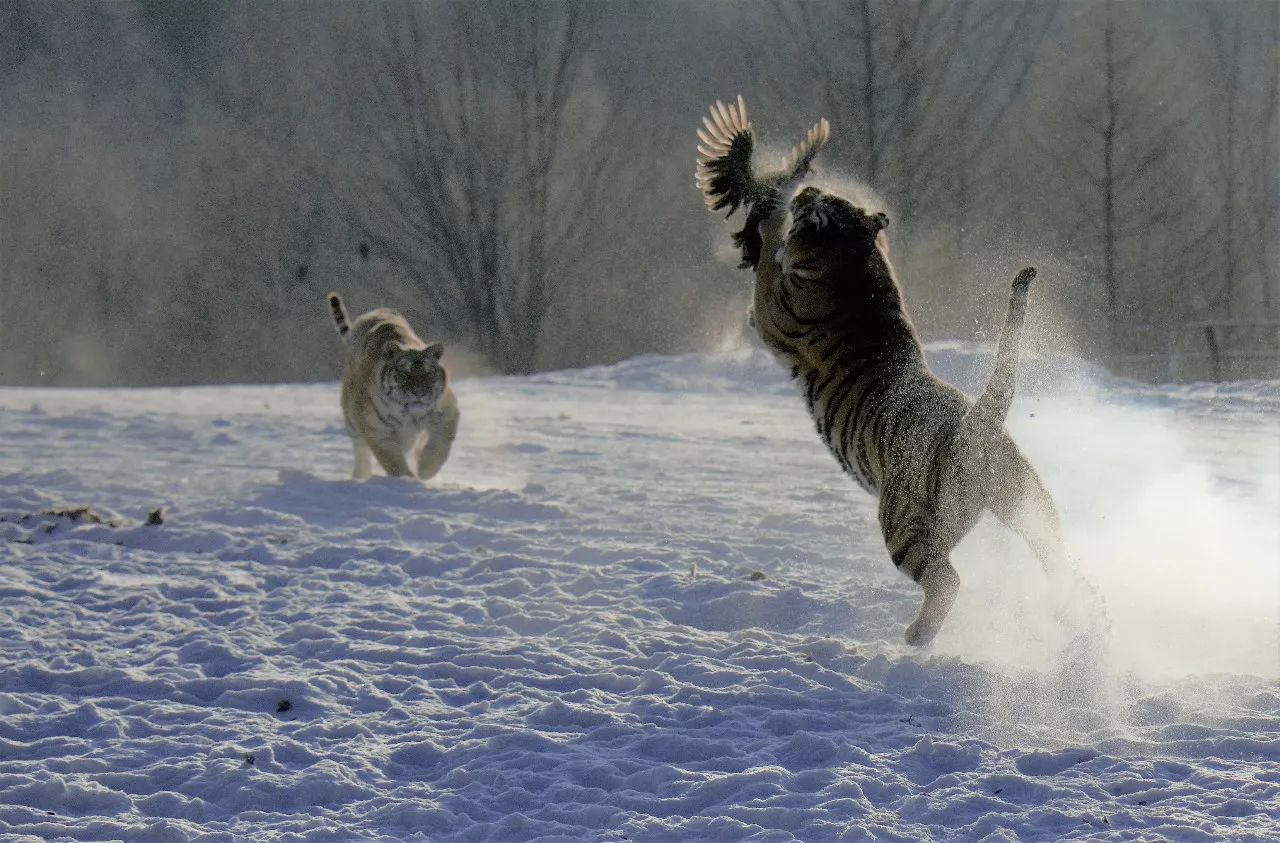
[0,345,1277,841]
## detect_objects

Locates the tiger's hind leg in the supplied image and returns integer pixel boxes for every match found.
[880,503,962,646]
[897,536,961,647]
[904,549,960,647]
[989,455,1070,578]
[989,451,1108,651]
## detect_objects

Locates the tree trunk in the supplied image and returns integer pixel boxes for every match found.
[859,0,881,184]
[1102,0,1118,361]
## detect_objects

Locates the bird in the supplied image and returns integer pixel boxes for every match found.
[695,95,830,269]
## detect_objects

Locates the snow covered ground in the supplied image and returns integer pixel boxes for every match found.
[0,343,1277,842]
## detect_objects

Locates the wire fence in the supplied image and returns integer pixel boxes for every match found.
[1112,320,1280,383]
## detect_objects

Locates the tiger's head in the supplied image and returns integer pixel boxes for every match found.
[376,336,448,412]
[781,187,889,282]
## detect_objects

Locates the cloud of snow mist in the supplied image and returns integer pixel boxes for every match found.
[938,366,1279,688]
[1037,393,1278,680]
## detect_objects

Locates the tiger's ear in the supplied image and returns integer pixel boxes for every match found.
[423,342,444,363]
[871,212,889,253]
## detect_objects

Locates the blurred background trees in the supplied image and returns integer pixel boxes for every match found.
[0,0,1275,385]
[1034,0,1211,362]
[352,0,653,373]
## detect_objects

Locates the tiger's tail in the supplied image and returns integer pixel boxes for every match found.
[328,292,351,341]
[961,267,1037,441]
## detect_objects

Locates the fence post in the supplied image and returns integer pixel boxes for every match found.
[1203,325,1221,381]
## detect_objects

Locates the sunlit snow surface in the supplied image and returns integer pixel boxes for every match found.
[0,344,1277,842]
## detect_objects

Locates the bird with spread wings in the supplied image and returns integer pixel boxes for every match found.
[695,96,830,270]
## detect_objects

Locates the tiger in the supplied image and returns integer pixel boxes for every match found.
[327,293,459,481]
[696,96,1068,646]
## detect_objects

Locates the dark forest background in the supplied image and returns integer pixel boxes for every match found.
[1,0,1276,385]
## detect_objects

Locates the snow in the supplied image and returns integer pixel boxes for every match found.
[0,343,1277,842]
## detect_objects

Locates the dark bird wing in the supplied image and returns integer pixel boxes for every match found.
[695,96,755,217]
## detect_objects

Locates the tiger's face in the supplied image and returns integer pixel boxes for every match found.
[379,343,448,411]
[781,187,889,282]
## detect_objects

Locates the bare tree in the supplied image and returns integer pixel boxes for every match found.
[1209,6,1245,319]
[170,4,356,383]
[1200,2,1280,321]
[1161,0,1280,380]
[774,0,1057,237]
[1033,0,1210,365]
[0,1,1272,386]
[353,0,636,374]
[0,128,46,381]
[765,0,1060,345]
[1267,1,1280,317]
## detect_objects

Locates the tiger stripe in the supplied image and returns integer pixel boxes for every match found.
[328,292,351,340]
[695,98,1069,646]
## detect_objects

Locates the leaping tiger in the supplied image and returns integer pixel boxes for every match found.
[696,96,1069,646]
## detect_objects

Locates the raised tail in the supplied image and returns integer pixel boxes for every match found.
[328,292,351,341]
[961,267,1037,439]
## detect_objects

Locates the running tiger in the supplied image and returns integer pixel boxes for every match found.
[695,97,1067,646]
[327,293,459,481]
